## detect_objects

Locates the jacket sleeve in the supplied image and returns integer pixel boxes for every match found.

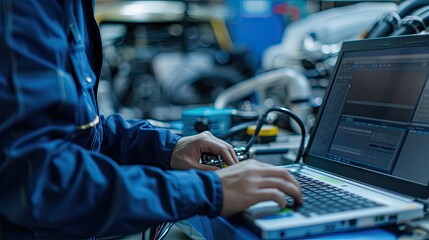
[0,125,222,238]
[0,0,222,237]
[100,113,181,169]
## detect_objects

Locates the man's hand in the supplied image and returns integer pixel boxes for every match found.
[215,160,302,217]
[171,131,239,170]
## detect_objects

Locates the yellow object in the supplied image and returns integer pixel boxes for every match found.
[247,125,278,137]
[210,19,233,51]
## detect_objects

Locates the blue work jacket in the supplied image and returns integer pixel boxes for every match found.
[0,0,222,239]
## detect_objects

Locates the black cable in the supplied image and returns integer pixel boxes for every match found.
[146,221,175,240]
[366,11,401,38]
[390,5,429,36]
[390,15,427,36]
[156,222,175,240]
[396,0,429,18]
[366,0,429,38]
[410,4,429,16]
[217,155,223,169]
[148,107,306,240]
[245,106,306,164]
[147,226,156,240]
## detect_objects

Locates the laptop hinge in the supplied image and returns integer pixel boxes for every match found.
[417,199,429,213]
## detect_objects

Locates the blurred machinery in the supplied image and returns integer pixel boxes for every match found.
[96,0,429,141]
[96,1,254,121]
[261,1,429,127]
[208,2,397,136]
[225,0,307,67]
[214,67,311,133]
[262,2,398,71]
[257,2,397,132]
[366,0,429,38]
[182,107,234,136]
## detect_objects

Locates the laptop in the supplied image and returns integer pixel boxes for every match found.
[241,34,429,239]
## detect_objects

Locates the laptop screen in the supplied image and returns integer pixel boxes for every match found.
[306,35,429,197]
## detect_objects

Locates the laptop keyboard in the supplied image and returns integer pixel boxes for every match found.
[286,173,384,217]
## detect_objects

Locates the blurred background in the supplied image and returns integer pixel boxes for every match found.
[94,0,429,148]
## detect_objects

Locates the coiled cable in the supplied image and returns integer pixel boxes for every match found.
[245,106,306,164]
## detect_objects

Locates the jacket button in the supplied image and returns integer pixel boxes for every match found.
[86,75,92,83]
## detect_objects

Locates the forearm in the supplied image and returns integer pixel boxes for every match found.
[100,114,181,169]
[0,139,221,238]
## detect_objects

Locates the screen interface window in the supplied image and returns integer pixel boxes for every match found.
[310,47,429,186]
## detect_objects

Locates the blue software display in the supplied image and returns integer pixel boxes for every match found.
[309,46,429,186]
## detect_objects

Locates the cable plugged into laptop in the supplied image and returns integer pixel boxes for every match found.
[200,106,307,167]
[246,106,306,164]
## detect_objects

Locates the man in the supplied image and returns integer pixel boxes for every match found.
[0,0,302,238]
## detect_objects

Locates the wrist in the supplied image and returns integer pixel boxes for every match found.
[164,134,182,169]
